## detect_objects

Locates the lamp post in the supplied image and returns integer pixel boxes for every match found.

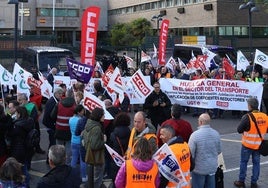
[8,0,19,63]
[151,14,163,36]
[239,0,258,62]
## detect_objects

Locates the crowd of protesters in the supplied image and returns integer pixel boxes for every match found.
[0,52,268,188]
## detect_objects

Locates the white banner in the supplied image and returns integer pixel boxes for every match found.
[159,78,263,111]
[105,144,125,167]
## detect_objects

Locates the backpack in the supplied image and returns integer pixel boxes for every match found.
[25,129,40,149]
[215,165,224,188]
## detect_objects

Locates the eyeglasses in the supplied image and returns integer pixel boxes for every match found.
[154,86,160,88]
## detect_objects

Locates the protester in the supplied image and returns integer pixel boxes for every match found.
[7,100,20,119]
[0,104,13,166]
[125,111,157,159]
[47,67,57,90]
[36,145,81,188]
[158,103,193,146]
[42,87,64,156]
[0,157,26,188]
[144,81,171,129]
[51,88,76,164]
[159,125,192,188]
[92,79,112,101]
[69,104,87,183]
[108,112,131,185]
[17,93,45,154]
[83,107,106,188]
[7,106,35,187]
[155,66,172,80]
[188,113,221,188]
[262,69,268,115]
[115,137,160,188]
[234,97,268,188]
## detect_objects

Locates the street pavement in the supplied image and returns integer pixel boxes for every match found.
[29,109,268,188]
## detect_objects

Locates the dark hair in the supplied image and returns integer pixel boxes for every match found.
[171,104,182,119]
[15,106,29,119]
[132,138,152,161]
[0,157,24,183]
[93,80,103,92]
[90,107,104,121]
[113,112,131,127]
[74,104,84,114]
[9,100,19,107]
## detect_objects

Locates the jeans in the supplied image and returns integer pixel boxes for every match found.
[238,145,260,184]
[56,139,71,165]
[191,171,215,188]
[88,164,104,188]
[22,163,30,187]
[71,143,87,180]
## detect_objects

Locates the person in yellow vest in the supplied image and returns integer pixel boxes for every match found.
[115,137,160,188]
[155,66,172,80]
[125,111,158,159]
[159,125,193,188]
[234,97,268,188]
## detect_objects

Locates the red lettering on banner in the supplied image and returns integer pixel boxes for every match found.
[133,74,150,96]
[84,97,102,111]
[216,101,229,107]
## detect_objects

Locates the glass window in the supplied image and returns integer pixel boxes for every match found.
[39,8,50,16]
[145,3,151,10]
[219,27,225,35]
[55,9,66,17]
[226,26,233,36]
[158,1,165,8]
[152,2,158,9]
[67,9,78,17]
[184,0,192,5]
[166,0,173,7]
[175,0,183,6]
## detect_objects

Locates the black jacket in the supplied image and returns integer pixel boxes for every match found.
[42,96,58,129]
[0,114,13,157]
[36,165,81,188]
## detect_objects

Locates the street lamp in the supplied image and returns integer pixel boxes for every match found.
[239,0,259,61]
[151,14,163,36]
[8,0,19,63]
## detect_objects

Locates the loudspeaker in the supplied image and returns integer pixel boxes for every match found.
[160,10,166,16]
[177,7,185,14]
[204,4,213,11]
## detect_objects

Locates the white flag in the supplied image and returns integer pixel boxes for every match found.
[165,56,176,74]
[105,144,125,167]
[201,46,216,68]
[127,69,153,101]
[37,72,53,99]
[237,50,250,71]
[107,67,125,103]
[124,55,135,69]
[0,64,13,88]
[83,90,113,120]
[153,143,187,186]
[254,49,268,69]
[153,43,157,59]
[141,50,151,63]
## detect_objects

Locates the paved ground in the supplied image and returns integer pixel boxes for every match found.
[29,109,268,188]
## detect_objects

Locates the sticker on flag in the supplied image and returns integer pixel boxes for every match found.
[153,143,187,185]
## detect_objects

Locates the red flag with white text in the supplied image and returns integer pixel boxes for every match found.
[81,6,100,66]
[158,19,169,66]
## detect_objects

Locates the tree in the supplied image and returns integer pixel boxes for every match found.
[110,18,152,46]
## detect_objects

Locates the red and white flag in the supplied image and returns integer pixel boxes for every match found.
[81,6,100,66]
[141,50,151,63]
[37,72,53,99]
[201,46,216,68]
[102,64,114,93]
[254,49,268,69]
[124,55,135,69]
[127,69,153,101]
[105,144,125,167]
[153,43,157,59]
[165,56,176,74]
[83,90,113,120]
[158,19,169,66]
[107,67,125,103]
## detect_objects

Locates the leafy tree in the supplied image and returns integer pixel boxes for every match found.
[110,18,152,46]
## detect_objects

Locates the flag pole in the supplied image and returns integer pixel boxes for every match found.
[0,82,6,112]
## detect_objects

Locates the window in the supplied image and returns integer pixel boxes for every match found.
[158,1,165,8]
[226,27,233,36]
[166,0,173,7]
[152,2,158,9]
[175,0,183,6]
